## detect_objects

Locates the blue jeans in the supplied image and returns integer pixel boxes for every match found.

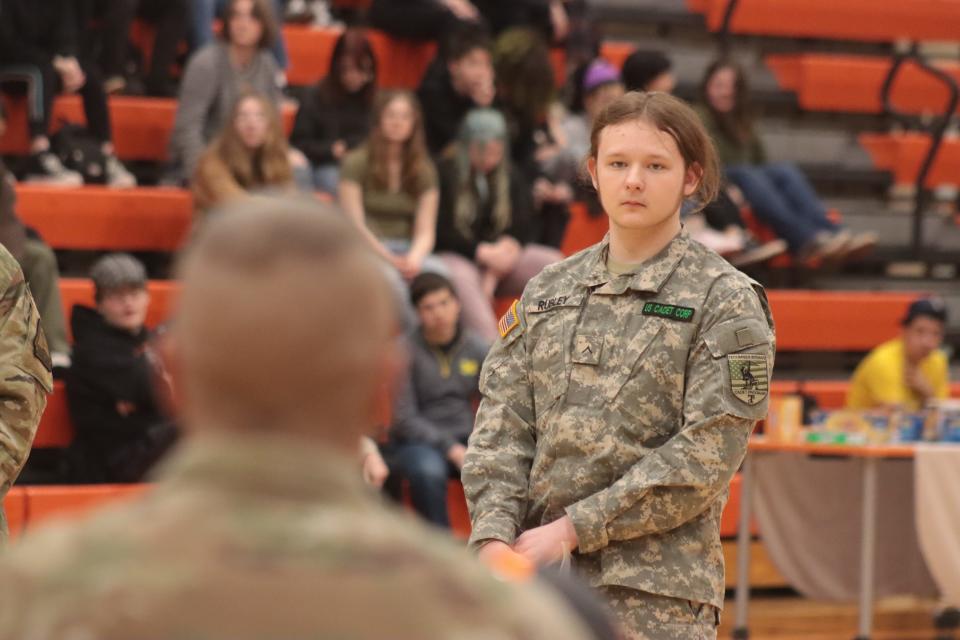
[190,0,288,69]
[725,162,838,253]
[382,443,454,528]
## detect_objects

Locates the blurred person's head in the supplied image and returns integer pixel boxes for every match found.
[582,60,625,123]
[622,50,675,94]
[410,273,461,345]
[586,92,719,236]
[901,298,948,364]
[91,253,150,334]
[460,108,508,175]
[174,197,399,449]
[493,28,555,127]
[211,91,292,189]
[368,90,431,197]
[700,59,754,144]
[221,0,277,51]
[324,28,377,102]
[443,24,493,97]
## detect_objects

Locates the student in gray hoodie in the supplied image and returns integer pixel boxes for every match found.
[382,272,488,528]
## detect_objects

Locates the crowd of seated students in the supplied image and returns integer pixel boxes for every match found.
[0,0,904,499]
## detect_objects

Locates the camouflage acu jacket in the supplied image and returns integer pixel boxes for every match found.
[463,229,775,608]
[0,431,595,640]
[0,245,53,541]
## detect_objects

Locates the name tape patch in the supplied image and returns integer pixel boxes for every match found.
[642,302,695,323]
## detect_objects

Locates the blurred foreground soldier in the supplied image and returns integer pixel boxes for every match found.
[0,245,53,542]
[0,196,597,640]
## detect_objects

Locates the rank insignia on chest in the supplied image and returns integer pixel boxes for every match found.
[642,302,695,322]
[498,300,521,339]
[727,353,769,405]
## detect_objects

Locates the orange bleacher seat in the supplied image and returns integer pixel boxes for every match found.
[15,185,193,251]
[859,132,960,189]
[0,96,296,162]
[766,54,960,116]
[3,487,28,539]
[695,0,960,43]
[34,381,73,449]
[766,290,919,352]
[560,201,608,257]
[24,485,149,529]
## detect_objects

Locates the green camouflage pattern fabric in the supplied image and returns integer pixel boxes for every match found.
[0,431,596,640]
[598,587,718,640]
[463,230,776,615]
[0,244,53,542]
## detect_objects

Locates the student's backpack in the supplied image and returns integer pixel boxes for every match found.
[51,122,107,185]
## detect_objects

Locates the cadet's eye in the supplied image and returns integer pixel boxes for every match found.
[648,163,666,171]
[609,160,628,169]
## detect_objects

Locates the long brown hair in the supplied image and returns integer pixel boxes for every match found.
[220,0,278,50]
[700,58,755,147]
[321,28,377,105]
[589,91,721,210]
[366,90,432,198]
[211,90,292,189]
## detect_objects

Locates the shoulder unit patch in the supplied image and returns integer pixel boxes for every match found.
[727,353,768,405]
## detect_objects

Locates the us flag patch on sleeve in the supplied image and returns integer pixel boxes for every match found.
[497,300,521,339]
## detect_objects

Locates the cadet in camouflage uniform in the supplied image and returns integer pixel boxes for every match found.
[0,197,597,640]
[0,243,53,542]
[463,92,776,639]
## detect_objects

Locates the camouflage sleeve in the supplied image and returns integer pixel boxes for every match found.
[462,300,536,550]
[565,279,775,553]
[0,257,53,498]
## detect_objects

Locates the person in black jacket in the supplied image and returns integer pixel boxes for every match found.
[66,253,177,483]
[416,24,495,156]
[435,109,561,342]
[290,28,376,195]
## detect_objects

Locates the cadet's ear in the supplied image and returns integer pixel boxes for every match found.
[587,156,600,192]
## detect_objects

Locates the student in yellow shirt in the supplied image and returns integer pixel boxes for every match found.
[847,298,950,410]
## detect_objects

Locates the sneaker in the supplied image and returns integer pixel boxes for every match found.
[105,154,137,189]
[798,230,852,264]
[841,231,879,262]
[24,152,83,187]
[728,238,788,267]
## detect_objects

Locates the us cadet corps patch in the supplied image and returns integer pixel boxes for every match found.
[642,301,695,323]
[497,300,521,339]
[727,353,768,405]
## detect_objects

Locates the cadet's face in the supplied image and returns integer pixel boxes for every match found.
[228,0,263,49]
[234,97,269,148]
[416,288,460,343]
[380,97,415,144]
[902,316,944,363]
[587,118,699,234]
[99,287,150,333]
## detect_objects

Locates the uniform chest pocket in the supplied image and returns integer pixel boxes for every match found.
[565,322,665,409]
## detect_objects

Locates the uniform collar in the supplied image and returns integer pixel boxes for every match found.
[155,430,375,505]
[574,228,691,294]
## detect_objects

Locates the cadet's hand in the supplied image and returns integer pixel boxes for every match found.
[513,515,579,567]
[447,443,468,469]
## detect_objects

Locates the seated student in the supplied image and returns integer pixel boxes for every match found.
[417,24,496,156]
[188,0,289,77]
[0,0,136,187]
[697,59,876,263]
[339,90,446,328]
[290,28,376,195]
[620,51,786,267]
[168,0,281,184]
[66,253,177,483]
[192,91,295,213]
[381,272,488,528]
[847,298,951,411]
[81,0,189,97]
[0,161,71,368]
[436,109,561,342]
